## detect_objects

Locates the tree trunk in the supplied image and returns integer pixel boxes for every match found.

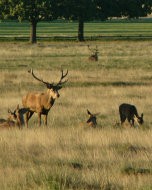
[78,17,84,41]
[30,21,37,44]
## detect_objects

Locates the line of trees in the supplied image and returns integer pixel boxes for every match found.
[0,0,152,43]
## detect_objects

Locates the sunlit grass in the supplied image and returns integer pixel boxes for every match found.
[0,41,151,189]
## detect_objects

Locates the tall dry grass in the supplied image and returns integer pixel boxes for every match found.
[0,41,151,189]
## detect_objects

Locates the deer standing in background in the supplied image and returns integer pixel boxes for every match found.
[22,69,68,127]
[119,103,144,127]
[88,45,99,61]
[87,109,99,128]
[0,105,29,129]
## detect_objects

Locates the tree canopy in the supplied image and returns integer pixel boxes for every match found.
[8,0,57,43]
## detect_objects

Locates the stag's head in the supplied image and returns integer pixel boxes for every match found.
[28,69,68,99]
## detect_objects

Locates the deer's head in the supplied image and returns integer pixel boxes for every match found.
[8,105,29,128]
[28,69,68,99]
[87,109,99,128]
[134,113,144,126]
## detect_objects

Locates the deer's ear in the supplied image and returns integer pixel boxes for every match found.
[16,104,20,110]
[87,109,92,115]
[141,113,144,118]
[8,109,11,113]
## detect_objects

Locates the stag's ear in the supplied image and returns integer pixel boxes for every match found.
[46,83,54,89]
[56,86,62,90]
[141,113,144,118]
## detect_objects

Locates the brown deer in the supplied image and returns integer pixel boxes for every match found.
[0,105,29,129]
[119,103,144,127]
[86,109,99,128]
[22,69,68,127]
[88,45,99,61]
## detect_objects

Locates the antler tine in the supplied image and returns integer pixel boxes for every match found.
[28,68,48,85]
[88,45,93,52]
[57,69,68,86]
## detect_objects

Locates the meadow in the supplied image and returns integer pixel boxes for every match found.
[0,40,152,190]
[1,20,152,41]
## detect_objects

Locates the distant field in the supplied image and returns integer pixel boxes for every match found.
[1,20,152,41]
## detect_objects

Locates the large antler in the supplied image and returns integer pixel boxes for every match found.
[56,69,68,87]
[88,45,98,54]
[28,68,51,86]
[88,45,93,53]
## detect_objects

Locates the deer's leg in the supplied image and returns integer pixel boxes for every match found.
[120,115,126,125]
[127,118,133,127]
[25,112,29,128]
[44,114,48,126]
[38,113,41,127]
[25,111,34,128]
[131,119,134,127]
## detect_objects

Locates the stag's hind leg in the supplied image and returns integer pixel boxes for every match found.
[25,111,34,128]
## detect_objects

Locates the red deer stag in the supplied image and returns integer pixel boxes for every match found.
[22,69,68,127]
[88,45,99,61]
[0,105,29,129]
[119,103,144,127]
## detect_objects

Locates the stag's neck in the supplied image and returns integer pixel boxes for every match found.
[45,91,55,109]
[48,97,55,107]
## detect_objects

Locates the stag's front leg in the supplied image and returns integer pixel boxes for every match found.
[25,111,34,128]
[25,112,29,128]
[44,114,48,126]
[38,113,41,127]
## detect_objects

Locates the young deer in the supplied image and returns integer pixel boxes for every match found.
[119,103,144,127]
[86,109,99,128]
[0,105,29,129]
[88,45,99,61]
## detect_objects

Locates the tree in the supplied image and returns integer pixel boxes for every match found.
[57,0,97,41]
[0,0,10,20]
[96,0,152,20]
[9,0,57,43]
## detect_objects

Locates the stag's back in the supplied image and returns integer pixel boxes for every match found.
[22,92,53,112]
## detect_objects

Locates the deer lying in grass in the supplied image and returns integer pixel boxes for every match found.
[119,103,144,127]
[0,105,29,129]
[86,109,99,128]
[22,69,68,127]
[88,45,99,61]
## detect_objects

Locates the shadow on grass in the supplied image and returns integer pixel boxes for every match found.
[67,81,148,88]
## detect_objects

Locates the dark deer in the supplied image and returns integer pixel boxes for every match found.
[87,109,99,128]
[0,105,29,129]
[22,69,68,127]
[119,103,144,127]
[88,45,99,61]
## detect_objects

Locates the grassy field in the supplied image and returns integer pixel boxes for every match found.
[0,41,152,189]
[1,20,152,41]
